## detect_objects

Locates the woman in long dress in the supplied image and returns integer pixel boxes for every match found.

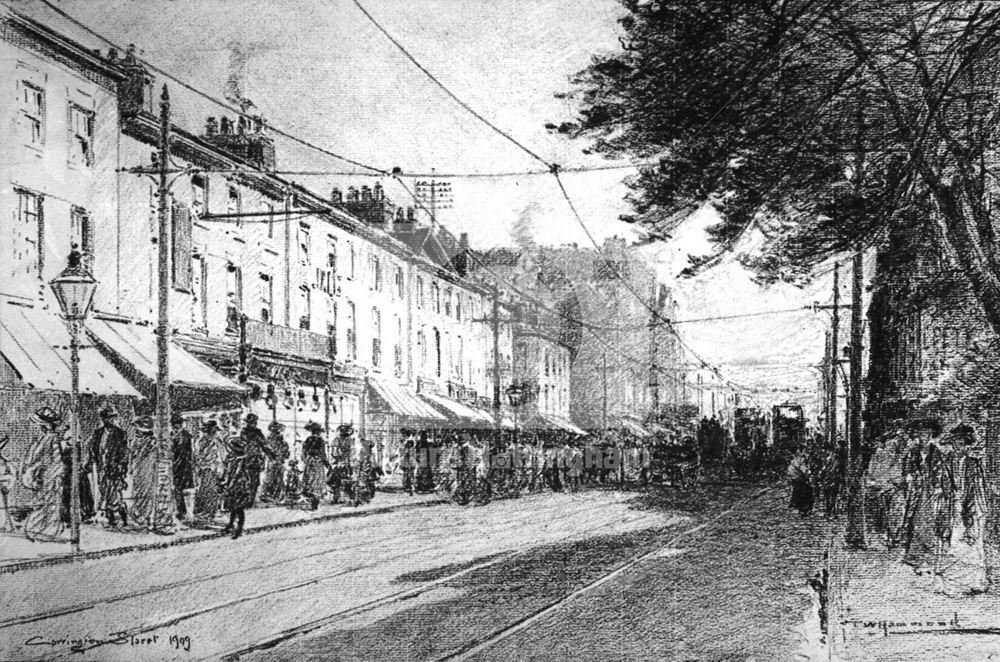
[193,419,225,518]
[21,408,67,541]
[261,421,289,502]
[415,433,435,493]
[941,426,988,594]
[905,442,950,573]
[787,449,814,517]
[301,422,330,510]
[221,436,253,539]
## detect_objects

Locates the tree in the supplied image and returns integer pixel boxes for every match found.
[567,0,1000,579]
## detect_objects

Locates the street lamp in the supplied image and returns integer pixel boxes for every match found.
[50,246,98,554]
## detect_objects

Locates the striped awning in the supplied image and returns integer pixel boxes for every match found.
[420,392,495,427]
[617,415,652,438]
[368,379,446,421]
[524,412,587,435]
[0,303,141,397]
[88,319,245,393]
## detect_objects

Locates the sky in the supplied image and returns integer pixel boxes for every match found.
[11,0,849,410]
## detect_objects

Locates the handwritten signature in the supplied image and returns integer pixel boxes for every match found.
[25,633,192,654]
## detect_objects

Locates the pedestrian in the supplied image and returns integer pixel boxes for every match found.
[91,406,129,528]
[787,447,814,517]
[814,441,842,519]
[453,433,474,505]
[193,419,225,519]
[415,431,435,493]
[21,407,68,541]
[129,416,162,529]
[170,413,195,520]
[567,443,583,491]
[301,421,330,510]
[221,434,253,539]
[356,436,379,505]
[240,413,272,507]
[260,421,289,502]
[399,429,416,496]
[864,430,901,537]
[903,418,943,573]
[284,458,303,502]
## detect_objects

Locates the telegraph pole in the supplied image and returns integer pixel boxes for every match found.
[491,283,502,453]
[829,262,840,450]
[154,84,175,533]
[846,248,867,547]
[602,350,608,431]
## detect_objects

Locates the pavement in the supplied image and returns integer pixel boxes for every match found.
[828,530,1000,661]
[1,478,836,661]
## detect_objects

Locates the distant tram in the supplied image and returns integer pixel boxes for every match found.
[771,402,805,462]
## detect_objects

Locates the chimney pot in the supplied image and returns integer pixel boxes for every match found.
[331,188,343,204]
[206,117,218,136]
[220,116,232,134]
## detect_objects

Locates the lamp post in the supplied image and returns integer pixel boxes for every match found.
[50,247,98,554]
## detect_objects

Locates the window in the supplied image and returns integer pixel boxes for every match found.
[191,175,207,217]
[227,185,241,227]
[226,264,243,333]
[67,104,94,166]
[371,255,382,292]
[298,224,311,265]
[258,273,273,323]
[298,285,311,331]
[171,202,193,291]
[444,288,452,316]
[417,330,427,371]
[434,328,442,378]
[457,336,464,381]
[70,206,94,270]
[545,350,550,376]
[371,307,382,367]
[394,316,403,377]
[12,189,42,279]
[394,265,404,300]
[263,200,274,239]
[327,236,338,285]
[456,295,462,322]
[328,302,338,357]
[345,301,357,360]
[347,242,356,279]
[193,256,208,328]
[432,282,441,314]
[19,81,44,146]
[416,277,425,308]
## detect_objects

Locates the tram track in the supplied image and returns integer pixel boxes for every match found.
[22,494,650,660]
[430,485,775,662]
[214,507,672,662]
[3,490,603,631]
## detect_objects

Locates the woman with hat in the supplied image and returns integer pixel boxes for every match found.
[21,407,67,541]
[221,434,253,539]
[301,421,330,510]
[939,424,988,594]
[194,419,224,518]
[261,421,290,503]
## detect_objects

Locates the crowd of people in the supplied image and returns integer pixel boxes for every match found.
[14,407,381,541]
[11,404,684,544]
[786,418,989,595]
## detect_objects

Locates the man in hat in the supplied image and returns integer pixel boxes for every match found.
[902,418,944,572]
[57,412,95,526]
[240,413,273,507]
[171,414,195,520]
[91,406,129,527]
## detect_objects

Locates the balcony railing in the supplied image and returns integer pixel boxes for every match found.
[245,318,332,362]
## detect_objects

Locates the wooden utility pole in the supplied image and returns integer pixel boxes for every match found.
[829,262,840,450]
[153,84,175,532]
[602,350,608,431]
[845,248,867,548]
[491,283,502,452]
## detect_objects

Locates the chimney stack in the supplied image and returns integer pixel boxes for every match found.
[202,114,276,171]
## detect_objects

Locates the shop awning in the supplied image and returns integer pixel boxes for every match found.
[88,319,245,398]
[524,412,588,435]
[420,392,495,427]
[368,379,447,422]
[617,415,652,438]
[0,303,141,397]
